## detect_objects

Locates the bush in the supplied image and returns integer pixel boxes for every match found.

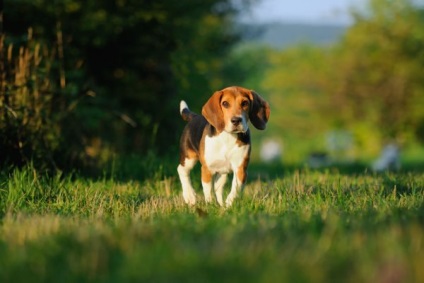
[0,30,78,169]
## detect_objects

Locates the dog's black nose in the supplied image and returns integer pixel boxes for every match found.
[231,117,242,126]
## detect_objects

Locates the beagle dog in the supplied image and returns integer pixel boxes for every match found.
[177,86,270,207]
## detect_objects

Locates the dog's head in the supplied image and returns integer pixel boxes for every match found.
[202,86,270,133]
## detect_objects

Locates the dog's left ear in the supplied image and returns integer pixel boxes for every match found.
[248,90,270,130]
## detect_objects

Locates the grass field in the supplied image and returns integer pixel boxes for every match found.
[0,161,423,283]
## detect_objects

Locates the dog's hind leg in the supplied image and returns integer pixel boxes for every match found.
[177,158,197,205]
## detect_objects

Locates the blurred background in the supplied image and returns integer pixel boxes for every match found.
[2,0,424,174]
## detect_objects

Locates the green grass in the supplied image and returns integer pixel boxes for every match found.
[0,163,423,283]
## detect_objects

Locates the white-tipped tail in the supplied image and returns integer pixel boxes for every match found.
[180,100,189,114]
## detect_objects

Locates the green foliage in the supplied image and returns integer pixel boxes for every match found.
[4,0,424,169]
[0,31,78,168]
[262,45,333,147]
[0,164,423,282]
[245,0,424,162]
[333,0,424,141]
[221,43,273,89]
[4,0,252,170]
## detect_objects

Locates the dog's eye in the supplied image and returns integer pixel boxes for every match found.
[241,100,249,107]
[222,101,230,108]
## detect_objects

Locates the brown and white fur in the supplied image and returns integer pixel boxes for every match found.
[177,86,270,207]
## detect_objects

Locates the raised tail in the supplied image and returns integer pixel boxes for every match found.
[180,100,197,122]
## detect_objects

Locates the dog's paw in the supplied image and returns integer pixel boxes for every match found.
[216,198,224,207]
[183,190,196,205]
[225,196,234,207]
[204,197,212,204]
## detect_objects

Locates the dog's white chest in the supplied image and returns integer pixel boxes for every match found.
[204,132,249,174]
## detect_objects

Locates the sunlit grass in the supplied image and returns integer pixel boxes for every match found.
[0,165,423,282]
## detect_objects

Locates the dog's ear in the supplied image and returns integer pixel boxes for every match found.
[249,90,270,130]
[202,90,225,132]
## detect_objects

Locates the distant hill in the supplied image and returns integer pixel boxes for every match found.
[238,22,347,49]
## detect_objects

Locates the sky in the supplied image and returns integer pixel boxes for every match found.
[241,0,367,25]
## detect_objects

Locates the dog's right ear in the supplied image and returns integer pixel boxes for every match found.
[202,91,225,132]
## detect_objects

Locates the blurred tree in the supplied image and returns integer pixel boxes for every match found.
[259,44,335,161]
[4,0,253,170]
[332,0,424,143]
[251,0,424,160]
[221,43,272,90]
[262,44,332,138]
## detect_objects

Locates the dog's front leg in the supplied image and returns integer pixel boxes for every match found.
[214,173,228,206]
[225,167,247,207]
[201,166,213,203]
